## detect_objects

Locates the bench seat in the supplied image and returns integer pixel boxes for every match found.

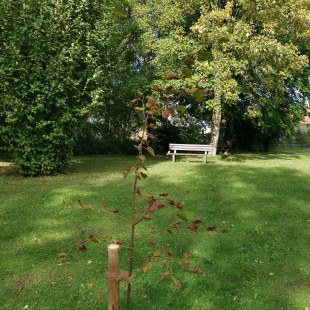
[167,143,215,163]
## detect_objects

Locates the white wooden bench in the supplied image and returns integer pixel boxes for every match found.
[167,143,215,163]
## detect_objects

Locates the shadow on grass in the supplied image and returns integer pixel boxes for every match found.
[1,154,310,309]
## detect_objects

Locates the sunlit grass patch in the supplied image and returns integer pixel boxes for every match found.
[0,151,309,309]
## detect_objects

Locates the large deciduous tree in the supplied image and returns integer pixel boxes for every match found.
[130,0,310,152]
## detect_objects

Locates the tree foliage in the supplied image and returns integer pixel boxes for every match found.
[0,0,137,175]
[130,0,310,150]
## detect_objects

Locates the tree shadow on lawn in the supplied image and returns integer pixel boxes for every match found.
[1,157,309,309]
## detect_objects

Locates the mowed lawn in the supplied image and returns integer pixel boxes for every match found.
[0,150,309,310]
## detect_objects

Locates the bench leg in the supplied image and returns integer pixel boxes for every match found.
[204,151,207,164]
[172,153,176,163]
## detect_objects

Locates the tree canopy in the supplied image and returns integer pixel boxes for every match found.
[0,0,309,174]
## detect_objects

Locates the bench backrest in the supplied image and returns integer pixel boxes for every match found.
[169,143,214,152]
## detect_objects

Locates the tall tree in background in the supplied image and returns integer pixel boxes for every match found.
[130,0,310,152]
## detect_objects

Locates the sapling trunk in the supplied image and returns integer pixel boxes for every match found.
[126,102,147,310]
[126,173,138,310]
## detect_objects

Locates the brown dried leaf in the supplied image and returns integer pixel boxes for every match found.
[161,272,171,279]
[78,244,87,252]
[57,252,68,258]
[171,276,181,289]
[183,252,194,259]
[143,215,151,220]
[130,98,141,104]
[177,259,190,267]
[134,107,145,111]
[166,198,176,205]
[189,267,203,274]
[156,259,163,267]
[148,195,156,201]
[78,200,93,211]
[146,97,156,108]
[150,240,157,246]
[146,146,155,156]
[207,225,216,231]
[89,235,99,243]
[175,202,183,210]
[166,250,173,257]
[135,188,142,196]
[175,221,181,232]
[138,155,146,163]
[147,200,165,213]
[177,212,188,221]
[153,251,161,257]
[143,262,152,272]
[188,223,198,233]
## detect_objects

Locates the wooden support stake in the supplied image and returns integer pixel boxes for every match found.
[107,244,120,310]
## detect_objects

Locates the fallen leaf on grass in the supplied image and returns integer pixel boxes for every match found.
[188,223,198,233]
[166,250,173,257]
[161,272,170,278]
[78,244,87,252]
[177,212,188,221]
[57,252,68,258]
[143,262,152,272]
[171,276,181,289]
[176,259,190,267]
[207,225,216,231]
[89,235,99,243]
[174,221,181,232]
[153,251,161,257]
[183,252,194,258]
[147,200,165,212]
[159,192,169,196]
[189,267,203,274]
[78,200,93,210]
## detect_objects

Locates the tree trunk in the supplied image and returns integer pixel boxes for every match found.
[210,110,222,155]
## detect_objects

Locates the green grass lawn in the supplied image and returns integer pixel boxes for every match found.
[1,150,310,310]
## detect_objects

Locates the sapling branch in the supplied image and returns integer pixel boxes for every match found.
[100,207,132,224]
[134,227,174,242]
